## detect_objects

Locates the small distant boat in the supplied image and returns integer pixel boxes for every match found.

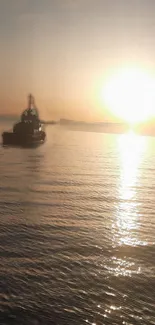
[2,94,46,147]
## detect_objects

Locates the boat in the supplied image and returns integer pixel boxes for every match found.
[2,94,46,147]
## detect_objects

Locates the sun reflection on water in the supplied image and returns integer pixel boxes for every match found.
[116,130,147,246]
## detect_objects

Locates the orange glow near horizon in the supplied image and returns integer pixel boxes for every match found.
[2,65,155,124]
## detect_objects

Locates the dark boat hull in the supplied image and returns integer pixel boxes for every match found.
[2,131,46,147]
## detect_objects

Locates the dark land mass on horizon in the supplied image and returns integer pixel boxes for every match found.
[1,115,155,136]
[58,119,155,137]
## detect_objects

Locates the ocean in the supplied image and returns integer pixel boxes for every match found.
[0,120,155,325]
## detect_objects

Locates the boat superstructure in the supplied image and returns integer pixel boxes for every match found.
[2,94,46,147]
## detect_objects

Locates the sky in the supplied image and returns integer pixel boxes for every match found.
[1,0,155,121]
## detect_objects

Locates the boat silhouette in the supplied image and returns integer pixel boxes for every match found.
[2,94,46,147]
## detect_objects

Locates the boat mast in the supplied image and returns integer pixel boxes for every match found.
[27,93,39,118]
[28,93,35,110]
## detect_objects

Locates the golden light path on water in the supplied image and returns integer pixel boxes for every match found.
[116,130,147,246]
[106,131,148,283]
[86,131,149,324]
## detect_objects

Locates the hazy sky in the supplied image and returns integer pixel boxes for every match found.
[1,0,155,120]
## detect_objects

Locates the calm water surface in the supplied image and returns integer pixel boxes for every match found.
[0,121,155,324]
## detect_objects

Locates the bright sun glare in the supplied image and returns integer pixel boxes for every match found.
[102,67,155,124]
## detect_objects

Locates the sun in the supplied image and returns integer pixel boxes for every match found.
[102,67,155,125]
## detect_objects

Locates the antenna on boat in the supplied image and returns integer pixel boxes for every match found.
[27,93,39,118]
[28,93,35,109]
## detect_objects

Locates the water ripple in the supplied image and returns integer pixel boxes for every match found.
[0,125,155,324]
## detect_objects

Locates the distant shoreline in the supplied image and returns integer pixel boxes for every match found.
[1,116,155,136]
